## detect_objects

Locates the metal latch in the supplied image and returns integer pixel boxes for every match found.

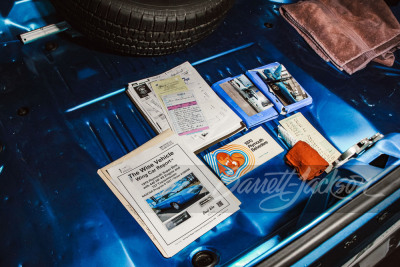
[326,133,384,173]
[19,21,70,44]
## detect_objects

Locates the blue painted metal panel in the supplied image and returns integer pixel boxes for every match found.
[1,0,400,266]
[293,188,400,267]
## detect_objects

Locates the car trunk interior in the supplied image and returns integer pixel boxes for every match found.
[1,0,400,266]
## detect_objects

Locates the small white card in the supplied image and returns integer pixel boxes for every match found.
[279,113,341,164]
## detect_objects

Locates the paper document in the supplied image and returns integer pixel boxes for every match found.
[162,91,209,136]
[151,75,189,105]
[126,62,245,153]
[279,113,341,164]
[98,130,240,258]
[129,81,170,133]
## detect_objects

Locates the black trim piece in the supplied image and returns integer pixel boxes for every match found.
[257,166,400,267]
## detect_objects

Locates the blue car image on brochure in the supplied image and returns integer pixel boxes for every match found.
[153,185,204,210]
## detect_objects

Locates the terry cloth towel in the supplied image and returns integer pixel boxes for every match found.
[280,0,400,74]
[285,141,329,180]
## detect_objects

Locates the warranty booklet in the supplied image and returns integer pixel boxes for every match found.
[204,127,284,184]
[97,129,240,258]
[127,62,245,153]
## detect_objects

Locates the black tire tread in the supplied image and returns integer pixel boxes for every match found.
[50,0,234,55]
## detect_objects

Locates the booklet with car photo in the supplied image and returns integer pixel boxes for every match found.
[246,62,313,115]
[97,129,240,258]
[212,75,279,128]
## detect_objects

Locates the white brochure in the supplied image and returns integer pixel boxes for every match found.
[99,130,240,258]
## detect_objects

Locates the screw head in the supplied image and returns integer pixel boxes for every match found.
[192,250,219,267]
[17,107,29,116]
[264,22,274,28]
[45,41,58,51]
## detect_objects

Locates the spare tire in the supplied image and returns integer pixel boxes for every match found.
[50,0,235,56]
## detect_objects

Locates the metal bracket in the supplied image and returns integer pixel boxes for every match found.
[327,133,384,173]
[19,21,70,44]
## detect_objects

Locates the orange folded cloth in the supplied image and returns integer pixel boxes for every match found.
[285,141,329,180]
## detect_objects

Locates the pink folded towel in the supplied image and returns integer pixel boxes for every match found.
[280,0,400,74]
